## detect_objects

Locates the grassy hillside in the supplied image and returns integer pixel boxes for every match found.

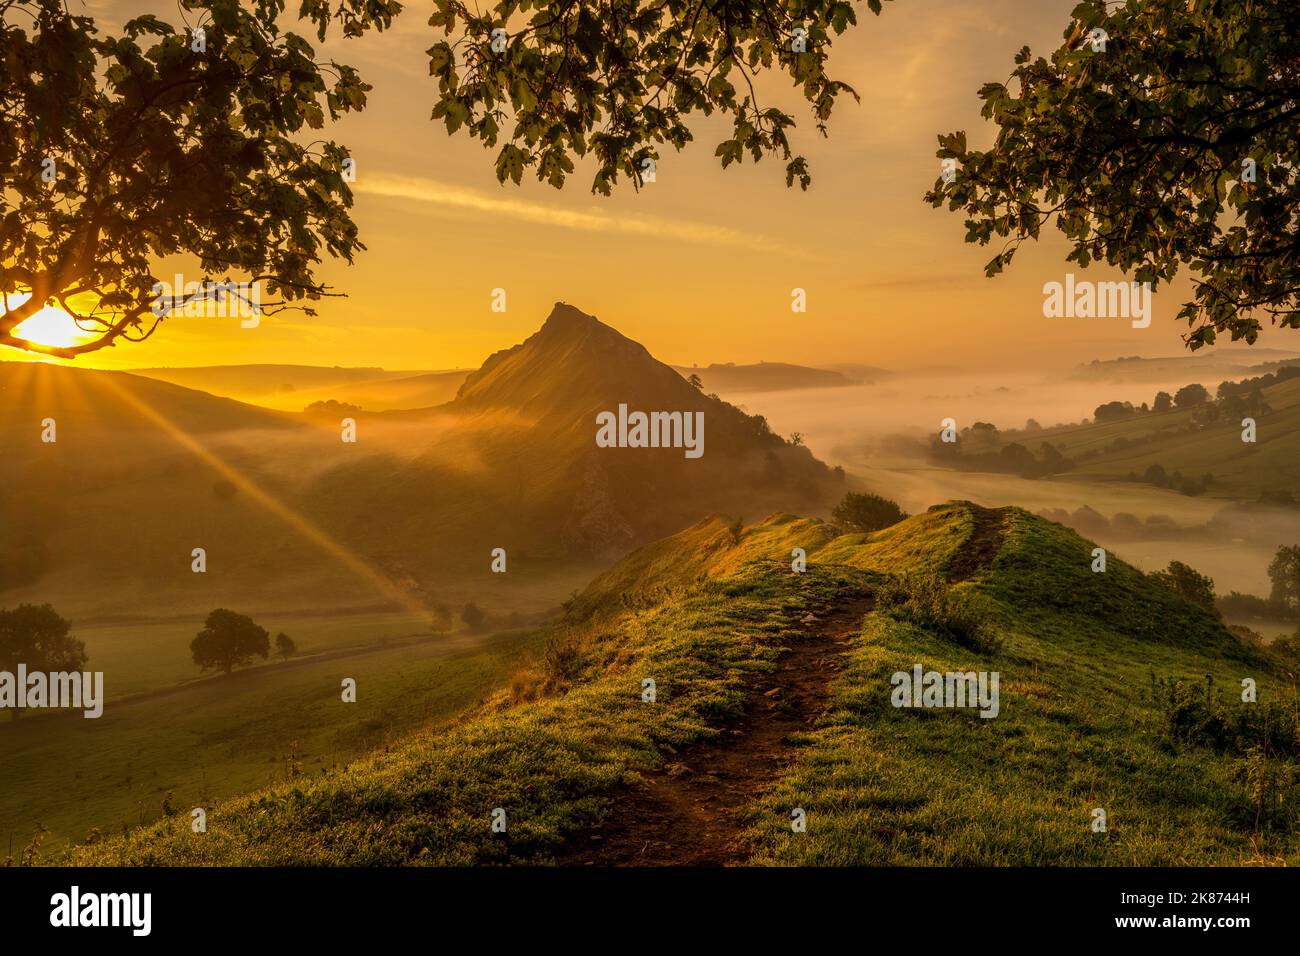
[3,625,545,857]
[1068,349,1300,384]
[65,502,1297,866]
[985,374,1300,501]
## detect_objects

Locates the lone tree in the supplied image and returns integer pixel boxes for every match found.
[2,0,882,357]
[428,603,455,634]
[274,631,296,661]
[1174,383,1210,408]
[832,491,907,533]
[0,604,86,718]
[926,0,1299,349]
[1269,545,1300,609]
[191,609,269,675]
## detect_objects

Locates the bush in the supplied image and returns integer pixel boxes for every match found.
[726,517,744,546]
[876,574,1000,654]
[1149,560,1217,613]
[1150,674,1299,757]
[832,492,908,533]
[1271,633,1300,673]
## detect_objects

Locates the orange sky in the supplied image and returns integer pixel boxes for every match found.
[7,0,1295,372]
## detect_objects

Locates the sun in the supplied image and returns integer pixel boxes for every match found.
[4,296,97,349]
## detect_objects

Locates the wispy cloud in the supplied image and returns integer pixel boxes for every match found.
[356,173,804,256]
[854,273,987,292]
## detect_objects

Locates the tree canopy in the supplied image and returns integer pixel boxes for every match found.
[926,0,1299,350]
[1270,545,1300,609]
[191,608,270,675]
[424,0,875,193]
[0,603,86,673]
[831,491,907,533]
[0,0,879,357]
[0,0,392,357]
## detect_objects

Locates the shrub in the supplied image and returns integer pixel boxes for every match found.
[1271,633,1300,673]
[832,492,908,533]
[1149,560,1217,613]
[541,629,589,692]
[726,517,744,546]
[1215,591,1299,622]
[1150,674,1299,757]
[876,574,1001,654]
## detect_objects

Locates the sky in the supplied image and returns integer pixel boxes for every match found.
[7,0,1295,372]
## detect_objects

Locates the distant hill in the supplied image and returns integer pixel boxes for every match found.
[133,358,872,411]
[0,361,296,436]
[283,369,470,411]
[130,355,879,412]
[1069,348,1300,384]
[0,304,841,616]
[822,362,891,381]
[130,363,460,411]
[389,302,842,554]
[71,502,1292,866]
[0,361,353,615]
[934,367,1300,502]
[669,361,860,393]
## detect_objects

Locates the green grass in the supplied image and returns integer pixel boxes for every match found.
[75,609,439,700]
[58,503,1300,866]
[748,510,1290,865]
[2,627,543,858]
[66,559,861,864]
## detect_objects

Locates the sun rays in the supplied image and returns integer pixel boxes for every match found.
[80,369,433,621]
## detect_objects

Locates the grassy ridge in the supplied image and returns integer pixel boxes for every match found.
[749,510,1287,865]
[63,504,1297,865]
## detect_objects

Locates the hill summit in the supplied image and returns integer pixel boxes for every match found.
[453,302,706,423]
[426,302,842,554]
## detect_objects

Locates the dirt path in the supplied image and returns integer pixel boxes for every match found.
[563,593,873,866]
[946,503,1012,582]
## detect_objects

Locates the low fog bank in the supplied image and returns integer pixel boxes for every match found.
[725,370,1253,463]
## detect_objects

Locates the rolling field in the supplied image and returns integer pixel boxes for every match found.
[75,609,439,700]
[1,623,546,857]
[1013,377,1300,501]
